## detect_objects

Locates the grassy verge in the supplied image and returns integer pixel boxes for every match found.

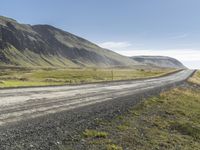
[188,70,200,84]
[0,67,174,88]
[79,71,200,150]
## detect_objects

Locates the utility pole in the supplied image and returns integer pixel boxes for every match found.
[111,70,113,81]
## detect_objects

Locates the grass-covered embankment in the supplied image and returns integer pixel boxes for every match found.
[188,70,200,84]
[80,71,200,150]
[0,67,174,88]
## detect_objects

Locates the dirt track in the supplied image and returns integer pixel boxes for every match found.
[0,69,194,149]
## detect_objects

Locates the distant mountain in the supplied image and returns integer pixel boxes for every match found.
[131,56,186,69]
[0,16,139,68]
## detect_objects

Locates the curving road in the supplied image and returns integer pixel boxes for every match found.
[0,69,194,127]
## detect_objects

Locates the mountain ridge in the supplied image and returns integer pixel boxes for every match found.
[0,16,139,68]
[131,56,186,69]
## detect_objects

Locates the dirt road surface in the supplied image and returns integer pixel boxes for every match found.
[0,69,194,149]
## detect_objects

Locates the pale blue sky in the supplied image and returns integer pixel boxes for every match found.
[0,0,200,68]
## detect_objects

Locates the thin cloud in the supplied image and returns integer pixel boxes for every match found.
[169,33,188,39]
[98,41,132,50]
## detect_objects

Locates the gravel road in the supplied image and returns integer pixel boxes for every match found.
[0,69,194,149]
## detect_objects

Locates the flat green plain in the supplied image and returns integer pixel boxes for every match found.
[0,67,174,88]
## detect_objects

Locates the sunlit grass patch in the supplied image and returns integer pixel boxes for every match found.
[0,80,64,88]
[106,144,123,150]
[83,129,108,138]
[116,125,129,131]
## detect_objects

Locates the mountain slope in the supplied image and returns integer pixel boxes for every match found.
[131,56,186,69]
[0,16,139,68]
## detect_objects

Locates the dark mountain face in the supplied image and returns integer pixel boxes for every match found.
[131,56,186,69]
[0,16,138,68]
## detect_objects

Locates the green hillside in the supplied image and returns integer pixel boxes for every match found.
[0,16,139,68]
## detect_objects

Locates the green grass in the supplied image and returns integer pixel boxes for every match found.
[83,129,108,138]
[0,67,174,88]
[80,73,200,149]
[106,144,123,150]
[1,46,78,68]
[170,122,200,140]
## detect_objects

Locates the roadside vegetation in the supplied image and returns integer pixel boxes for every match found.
[188,70,200,84]
[79,70,200,150]
[0,66,174,88]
